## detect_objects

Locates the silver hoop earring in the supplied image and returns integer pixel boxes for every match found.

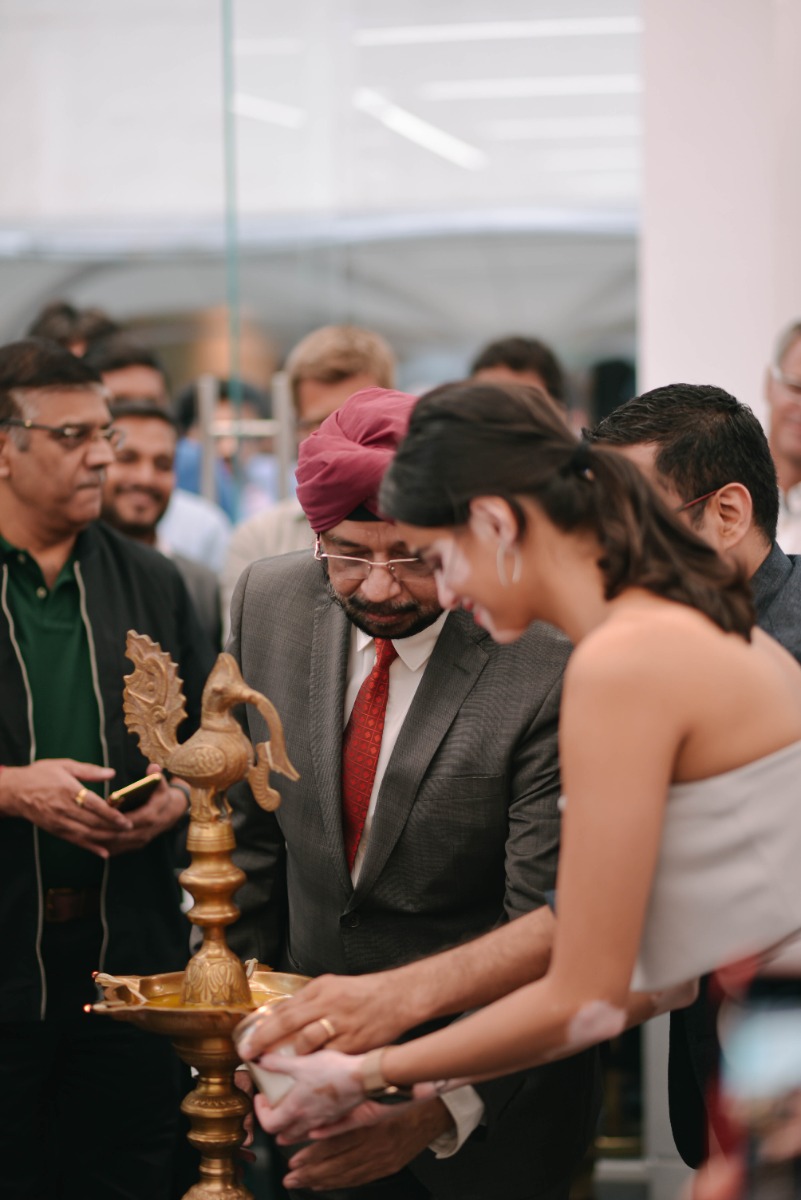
[496,544,522,587]
[496,543,509,587]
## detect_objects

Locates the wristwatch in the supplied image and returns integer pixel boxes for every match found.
[361,1048,414,1103]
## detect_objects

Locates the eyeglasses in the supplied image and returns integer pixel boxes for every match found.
[677,487,722,512]
[314,537,432,582]
[771,366,801,396]
[0,419,125,451]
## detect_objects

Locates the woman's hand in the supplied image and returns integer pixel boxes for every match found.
[251,1049,370,1142]
[249,1048,436,1143]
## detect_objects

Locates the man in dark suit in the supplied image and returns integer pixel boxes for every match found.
[592,382,801,1167]
[227,388,599,1200]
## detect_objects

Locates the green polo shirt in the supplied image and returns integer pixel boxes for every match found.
[1,536,104,889]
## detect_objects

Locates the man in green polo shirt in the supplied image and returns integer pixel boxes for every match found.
[0,338,213,1200]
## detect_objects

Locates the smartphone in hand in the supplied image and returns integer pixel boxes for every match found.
[108,773,164,812]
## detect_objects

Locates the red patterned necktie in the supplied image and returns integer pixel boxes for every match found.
[341,637,399,870]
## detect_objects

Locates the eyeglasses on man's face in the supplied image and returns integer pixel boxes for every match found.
[314,537,433,582]
[771,366,801,397]
[677,487,722,513]
[0,418,125,452]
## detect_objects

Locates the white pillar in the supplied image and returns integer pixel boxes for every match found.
[640,0,801,421]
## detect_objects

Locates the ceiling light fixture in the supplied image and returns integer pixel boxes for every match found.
[353,88,487,170]
[421,74,641,101]
[354,17,642,46]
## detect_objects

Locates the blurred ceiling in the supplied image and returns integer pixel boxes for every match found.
[0,0,640,373]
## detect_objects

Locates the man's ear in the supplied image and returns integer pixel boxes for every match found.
[706,483,753,549]
[468,496,519,546]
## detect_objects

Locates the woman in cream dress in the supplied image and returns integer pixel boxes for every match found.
[237,382,801,1163]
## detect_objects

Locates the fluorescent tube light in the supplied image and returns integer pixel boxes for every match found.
[355,18,642,46]
[353,88,487,170]
[421,74,641,101]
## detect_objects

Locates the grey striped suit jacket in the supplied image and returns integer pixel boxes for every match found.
[227,552,599,1200]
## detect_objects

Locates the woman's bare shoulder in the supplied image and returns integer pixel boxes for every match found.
[565,596,724,688]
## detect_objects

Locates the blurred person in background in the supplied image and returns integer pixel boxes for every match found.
[221,324,396,620]
[470,335,567,406]
[26,300,120,357]
[765,321,801,554]
[85,333,232,574]
[83,330,170,405]
[587,358,636,425]
[101,402,222,650]
[172,378,273,522]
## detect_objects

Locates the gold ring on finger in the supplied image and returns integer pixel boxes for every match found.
[317,1017,336,1041]
[74,786,89,807]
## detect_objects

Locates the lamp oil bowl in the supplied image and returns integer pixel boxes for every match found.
[92,632,304,1200]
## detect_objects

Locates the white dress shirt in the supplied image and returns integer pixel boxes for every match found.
[777,485,801,555]
[343,614,484,1156]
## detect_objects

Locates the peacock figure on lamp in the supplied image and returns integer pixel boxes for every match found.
[119,630,299,1005]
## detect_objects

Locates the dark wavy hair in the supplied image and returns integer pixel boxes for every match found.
[380,382,755,639]
[591,383,779,543]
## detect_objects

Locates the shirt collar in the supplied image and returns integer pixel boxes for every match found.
[782,483,801,515]
[354,609,449,672]
[0,533,78,587]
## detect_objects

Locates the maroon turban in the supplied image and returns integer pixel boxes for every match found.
[296,387,417,533]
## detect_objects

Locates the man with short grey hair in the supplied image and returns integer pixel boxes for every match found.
[221,325,397,618]
[0,338,212,1198]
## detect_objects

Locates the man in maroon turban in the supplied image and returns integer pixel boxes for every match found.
[296,387,416,533]
[293,387,441,641]
[226,387,599,1200]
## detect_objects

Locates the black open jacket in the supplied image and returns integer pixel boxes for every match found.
[0,521,214,1020]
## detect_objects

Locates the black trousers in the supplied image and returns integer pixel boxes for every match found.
[0,916,183,1200]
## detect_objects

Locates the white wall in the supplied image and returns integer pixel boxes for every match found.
[640,0,801,419]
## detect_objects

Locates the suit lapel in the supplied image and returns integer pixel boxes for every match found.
[352,613,490,901]
[308,597,353,895]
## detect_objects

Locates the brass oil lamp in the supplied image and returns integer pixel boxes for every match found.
[93,631,304,1200]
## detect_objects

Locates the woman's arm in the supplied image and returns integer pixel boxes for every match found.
[250,635,685,1138]
[382,639,678,1082]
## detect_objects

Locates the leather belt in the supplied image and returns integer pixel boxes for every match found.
[43,887,101,924]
